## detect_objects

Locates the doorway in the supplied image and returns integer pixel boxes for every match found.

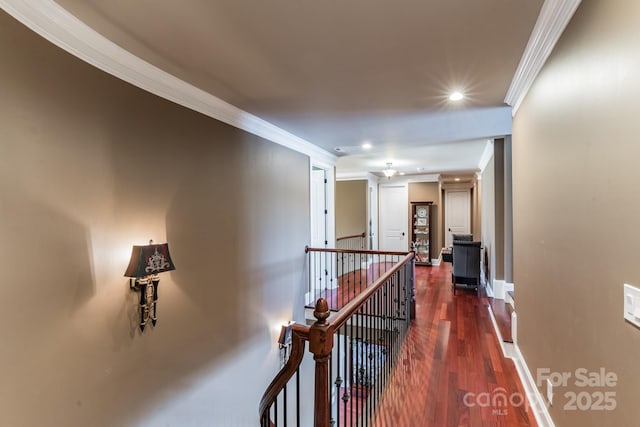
[378,185,408,252]
[311,166,327,248]
[445,189,471,247]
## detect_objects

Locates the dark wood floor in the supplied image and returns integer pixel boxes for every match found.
[307,262,398,311]
[372,263,537,427]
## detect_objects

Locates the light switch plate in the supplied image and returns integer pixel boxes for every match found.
[623,284,640,328]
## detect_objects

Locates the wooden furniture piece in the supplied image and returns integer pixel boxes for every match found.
[410,202,433,265]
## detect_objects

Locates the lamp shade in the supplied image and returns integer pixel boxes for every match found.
[124,243,176,278]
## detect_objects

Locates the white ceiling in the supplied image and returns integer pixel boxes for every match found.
[50,0,545,176]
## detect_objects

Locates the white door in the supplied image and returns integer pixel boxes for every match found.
[378,185,408,252]
[445,189,471,247]
[311,168,327,248]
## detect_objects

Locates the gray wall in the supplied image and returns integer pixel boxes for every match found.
[513,0,640,425]
[0,11,309,426]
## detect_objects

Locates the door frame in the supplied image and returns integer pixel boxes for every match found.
[310,161,335,248]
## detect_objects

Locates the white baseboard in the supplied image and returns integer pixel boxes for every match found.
[486,306,554,427]
[493,279,506,299]
[512,345,555,427]
[431,258,441,266]
[485,283,494,298]
[505,291,515,308]
[511,311,518,345]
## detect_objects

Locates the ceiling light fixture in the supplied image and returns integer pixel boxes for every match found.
[383,163,397,179]
[449,91,464,101]
[361,142,372,149]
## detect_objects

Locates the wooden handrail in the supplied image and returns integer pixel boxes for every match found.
[328,252,414,331]
[305,245,410,256]
[259,250,415,426]
[258,323,310,421]
[335,232,366,241]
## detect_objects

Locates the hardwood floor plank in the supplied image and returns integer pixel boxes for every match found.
[372,263,537,427]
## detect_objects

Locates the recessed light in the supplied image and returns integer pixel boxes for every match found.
[399,172,406,176]
[455,177,461,181]
[361,142,372,149]
[334,147,343,152]
[449,92,464,101]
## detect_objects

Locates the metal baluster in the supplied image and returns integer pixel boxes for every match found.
[329,328,334,427]
[274,398,278,427]
[283,383,288,427]
[330,251,335,301]
[367,297,372,426]
[296,368,300,427]
[343,324,349,427]
[350,313,354,427]
[335,324,341,427]
[356,310,360,427]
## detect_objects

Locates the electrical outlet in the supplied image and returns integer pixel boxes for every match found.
[546,378,553,405]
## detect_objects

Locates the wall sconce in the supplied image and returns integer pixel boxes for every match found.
[277,321,294,366]
[124,240,176,331]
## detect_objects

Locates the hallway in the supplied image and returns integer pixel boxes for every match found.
[373,263,537,427]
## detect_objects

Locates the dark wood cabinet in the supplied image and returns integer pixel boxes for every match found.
[410,202,433,265]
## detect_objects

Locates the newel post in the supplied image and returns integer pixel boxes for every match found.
[309,298,333,427]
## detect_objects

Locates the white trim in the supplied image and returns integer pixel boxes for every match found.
[512,345,555,427]
[0,0,337,166]
[505,290,515,309]
[478,139,494,172]
[485,283,494,298]
[493,279,506,300]
[505,0,582,115]
[430,258,440,266]
[486,307,554,427]
[511,311,518,345]
[407,174,440,183]
[487,306,514,357]
[336,172,379,182]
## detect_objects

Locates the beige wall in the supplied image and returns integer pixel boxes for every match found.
[335,180,367,238]
[0,12,310,426]
[513,0,640,425]
[408,182,440,256]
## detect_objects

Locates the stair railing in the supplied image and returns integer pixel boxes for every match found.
[260,250,415,427]
[335,232,366,250]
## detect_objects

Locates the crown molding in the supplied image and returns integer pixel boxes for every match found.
[505,0,582,115]
[0,0,336,166]
[336,172,371,181]
[407,174,440,183]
